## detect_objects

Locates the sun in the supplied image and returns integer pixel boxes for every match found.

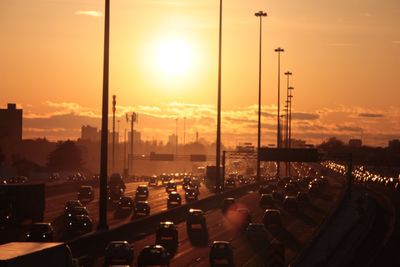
[154,38,194,77]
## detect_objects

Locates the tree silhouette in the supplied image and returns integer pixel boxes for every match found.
[47,140,83,171]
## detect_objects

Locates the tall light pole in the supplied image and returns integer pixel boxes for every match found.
[126,112,136,177]
[255,10,267,182]
[112,95,116,172]
[98,0,110,231]
[288,86,294,148]
[175,118,178,156]
[216,0,223,192]
[274,47,284,178]
[284,71,292,148]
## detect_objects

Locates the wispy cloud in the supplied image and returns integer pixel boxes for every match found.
[359,113,384,118]
[75,10,103,17]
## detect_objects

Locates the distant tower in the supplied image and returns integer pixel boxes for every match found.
[196,131,199,143]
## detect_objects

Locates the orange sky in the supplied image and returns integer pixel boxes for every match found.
[1,0,399,146]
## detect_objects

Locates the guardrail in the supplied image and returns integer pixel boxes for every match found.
[66,182,260,262]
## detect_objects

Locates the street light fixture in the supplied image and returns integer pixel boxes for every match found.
[274,47,284,178]
[284,71,292,148]
[255,10,267,182]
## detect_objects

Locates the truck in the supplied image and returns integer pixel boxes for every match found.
[0,242,75,267]
[108,173,126,203]
[205,166,223,192]
[0,184,45,226]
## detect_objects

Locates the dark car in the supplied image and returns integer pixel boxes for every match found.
[186,209,208,245]
[182,177,191,190]
[272,190,284,202]
[78,186,94,202]
[259,194,274,209]
[284,183,297,195]
[221,198,237,213]
[165,181,177,193]
[64,200,83,215]
[262,209,282,228]
[105,241,133,267]
[135,185,149,200]
[258,185,271,195]
[66,215,93,233]
[66,206,89,218]
[133,201,150,218]
[148,175,158,187]
[225,178,236,189]
[245,223,268,245]
[297,191,310,204]
[185,187,199,202]
[167,192,182,209]
[0,202,12,228]
[137,245,170,267]
[156,221,178,254]
[209,241,234,267]
[25,222,54,242]
[115,196,134,217]
[108,187,124,203]
[283,196,298,212]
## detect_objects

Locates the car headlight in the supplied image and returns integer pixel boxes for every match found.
[84,223,87,226]
[42,234,46,238]
[26,234,30,237]
[69,222,73,226]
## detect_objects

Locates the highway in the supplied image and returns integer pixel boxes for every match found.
[44,180,214,241]
[89,164,346,267]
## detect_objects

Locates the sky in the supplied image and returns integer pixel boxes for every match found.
[1,0,399,147]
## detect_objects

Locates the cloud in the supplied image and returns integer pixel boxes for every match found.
[75,10,103,17]
[336,125,363,132]
[291,112,320,121]
[358,113,384,118]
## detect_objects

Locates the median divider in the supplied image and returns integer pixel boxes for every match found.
[66,182,260,262]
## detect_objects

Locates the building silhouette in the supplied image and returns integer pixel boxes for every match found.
[0,103,22,145]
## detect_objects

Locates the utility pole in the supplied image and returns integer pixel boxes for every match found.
[126,112,136,177]
[216,0,223,192]
[98,0,110,231]
[123,128,127,176]
[274,47,284,178]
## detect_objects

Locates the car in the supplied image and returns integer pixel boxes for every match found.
[156,221,178,254]
[283,196,298,212]
[165,181,177,193]
[104,241,133,267]
[245,223,268,244]
[225,178,236,189]
[135,185,149,200]
[64,200,83,215]
[133,201,150,218]
[209,241,234,267]
[66,215,93,233]
[186,209,208,245]
[259,194,274,209]
[262,209,282,228]
[66,206,89,218]
[0,202,12,228]
[234,208,252,230]
[167,192,182,209]
[258,185,270,195]
[284,183,297,195]
[297,191,309,204]
[238,176,250,185]
[185,187,199,202]
[78,186,94,202]
[182,177,191,189]
[25,222,54,242]
[221,198,237,213]
[148,175,158,187]
[49,173,60,181]
[272,190,284,202]
[137,245,170,267]
[115,196,134,216]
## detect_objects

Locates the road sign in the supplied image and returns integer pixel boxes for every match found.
[149,152,174,161]
[259,148,318,162]
[190,154,207,162]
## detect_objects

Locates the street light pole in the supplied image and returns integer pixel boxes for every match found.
[98,0,110,231]
[288,86,294,148]
[284,71,292,148]
[255,10,267,182]
[216,0,223,192]
[274,47,284,178]
[112,95,116,172]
